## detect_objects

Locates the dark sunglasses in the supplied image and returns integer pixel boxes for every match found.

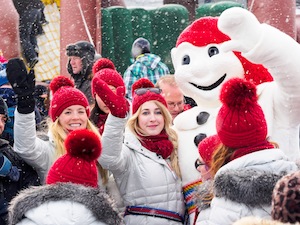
[195,158,205,169]
[134,88,162,96]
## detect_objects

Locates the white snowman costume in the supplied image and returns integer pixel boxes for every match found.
[171,7,300,224]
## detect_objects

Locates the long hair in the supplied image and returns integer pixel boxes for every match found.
[48,118,109,184]
[127,100,181,179]
[210,140,279,177]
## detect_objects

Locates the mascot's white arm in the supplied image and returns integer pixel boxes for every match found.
[218,7,300,159]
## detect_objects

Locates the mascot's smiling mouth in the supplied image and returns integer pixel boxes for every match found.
[190,74,226,91]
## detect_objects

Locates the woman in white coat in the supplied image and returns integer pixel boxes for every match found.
[196,78,298,225]
[92,76,185,225]
[5,58,103,183]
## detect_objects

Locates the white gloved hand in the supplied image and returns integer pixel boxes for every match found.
[218,7,263,54]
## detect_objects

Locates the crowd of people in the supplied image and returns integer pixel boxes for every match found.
[0,34,299,225]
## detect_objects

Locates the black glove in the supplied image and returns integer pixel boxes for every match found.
[6,58,36,114]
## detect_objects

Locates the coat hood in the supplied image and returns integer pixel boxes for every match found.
[8,183,123,225]
[214,169,287,207]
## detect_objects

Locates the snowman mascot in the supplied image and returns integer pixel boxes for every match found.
[171,7,300,224]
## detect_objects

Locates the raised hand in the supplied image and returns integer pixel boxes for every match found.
[92,76,128,118]
[6,58,36,114]
[218,7,262,54]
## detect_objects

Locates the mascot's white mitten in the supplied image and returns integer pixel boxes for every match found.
[218,7,263,54]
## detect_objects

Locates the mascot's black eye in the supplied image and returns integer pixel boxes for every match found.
[182,55,190,65]
[208,46,219,57]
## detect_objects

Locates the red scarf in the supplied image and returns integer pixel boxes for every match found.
[138,131,173,159]
[229,140,275,162]
[97,113,108,135]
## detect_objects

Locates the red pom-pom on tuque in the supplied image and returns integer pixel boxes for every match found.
[49,75,74,94]
[219,78,257,109]
[65,129,102,162]
[92,58,115,74]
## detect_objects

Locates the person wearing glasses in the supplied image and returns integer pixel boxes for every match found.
[92,76,185,225]
[155,75,195,122]
[196,78,298,225]
[193,134,221,225]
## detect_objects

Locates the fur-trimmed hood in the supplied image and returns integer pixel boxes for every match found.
[8,183,123,225]
[214,169,286,207]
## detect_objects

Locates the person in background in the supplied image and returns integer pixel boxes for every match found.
[196,78,298,225]
[92,76,185,225]
[66,40,96,105]
[123,37,169,100]
[8,128,123,225]
[12,0,46,69]
[155,75,194,122]
[5,58,100,183]
[90,58,126,213]
[90,58,126,134]
[193,134,221,225]
[0,96,40,225]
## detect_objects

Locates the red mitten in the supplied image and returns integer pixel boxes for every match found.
[92,76,128,118]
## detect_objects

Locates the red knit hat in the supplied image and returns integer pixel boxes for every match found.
[198,134,221,166]
[49,75,90,121]
[176,17,273,85]
[216,78,268,149]
[92,58,125,95]
[131,78,167,114]
[46,129,101,187]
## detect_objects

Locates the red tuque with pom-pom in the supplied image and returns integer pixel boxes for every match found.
[216,78,268,149]
[46,129,101,188]
[131,78,167,114]
[91,58,125,97]
[49,75,90,121]
[92,58,116,74]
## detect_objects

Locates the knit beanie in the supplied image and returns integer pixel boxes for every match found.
[92,58,125,96]
[49,75,90,122]
[176,17,273,85]
[216,78,267,149]
[131,78,167,114]
[131,37,151,59]
[198,134,221,166]
[46,129,102,188]
[271,170,300,223]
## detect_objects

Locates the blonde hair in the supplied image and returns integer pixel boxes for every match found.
[127,100,181,179]
[48,118,109,184]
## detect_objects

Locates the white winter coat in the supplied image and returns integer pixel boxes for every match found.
[13,111,55,182]
[99,114,185,225]
[196,149,298,225]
